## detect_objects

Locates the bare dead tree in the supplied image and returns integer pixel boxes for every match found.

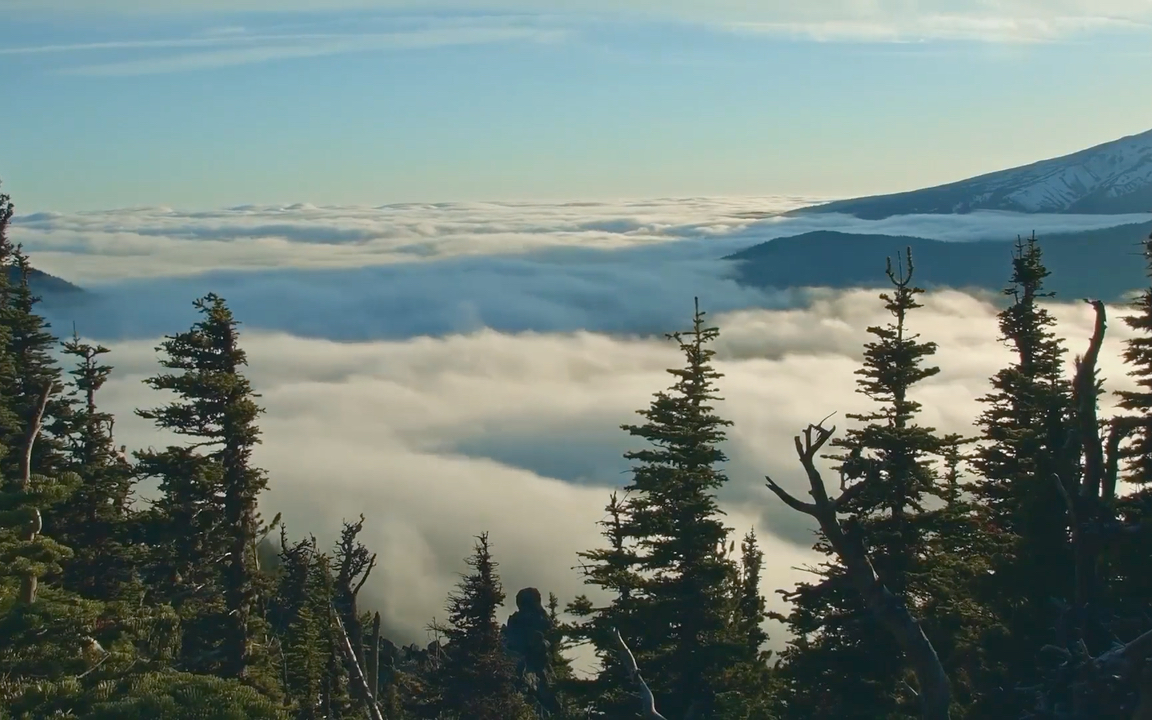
[764,421,952,720]
[17,383,56,604]
[610,627,669,720]
[1031,299,1152,719]
[333,515,379,717]
[332,604,386,720]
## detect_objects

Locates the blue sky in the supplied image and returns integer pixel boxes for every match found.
[2,1,1151,212]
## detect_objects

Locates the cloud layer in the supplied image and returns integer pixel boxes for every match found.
[87,290,1142,656]
[15,198,1147,284]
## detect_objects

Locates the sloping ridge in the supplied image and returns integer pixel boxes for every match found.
[724,222,1152,302]
[793,128,1152,220]
[5,266,85,299]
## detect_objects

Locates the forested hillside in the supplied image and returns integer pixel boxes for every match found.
[3,180,1152,720]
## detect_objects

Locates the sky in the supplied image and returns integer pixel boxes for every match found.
[3,0,1152,211]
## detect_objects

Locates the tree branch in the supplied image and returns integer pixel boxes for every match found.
[610,627,669,720]
[20,383,54,492]
[765,419,952,720]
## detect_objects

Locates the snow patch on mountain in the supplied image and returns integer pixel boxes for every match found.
[798,128,1152,219]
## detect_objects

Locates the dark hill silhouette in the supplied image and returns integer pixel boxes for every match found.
[724,222,1152,302]
[5,265,85,302]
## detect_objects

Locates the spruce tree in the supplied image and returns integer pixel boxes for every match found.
[969,234,1075,715]
[134,293,272,682]
[423,533,534,720]
[54,331,140,600]
[774,251,947,720]
[573,299,756,719]
[1114,228,1152,619]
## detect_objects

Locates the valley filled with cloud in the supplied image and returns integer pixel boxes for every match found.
[17,197,1152,663]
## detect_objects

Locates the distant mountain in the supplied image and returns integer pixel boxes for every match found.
[5,266,85,302]
[724,222,1152,302]
[792,129,1152,220]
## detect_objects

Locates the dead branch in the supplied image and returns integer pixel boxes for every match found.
[610,627,669,720]
[332,603,385,720]
[765,420,952,720]
[20,383,54,492]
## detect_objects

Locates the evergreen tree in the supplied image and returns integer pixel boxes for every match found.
[566,491,643,717]
[735,530,770,660]
[53,331,140,600]
[271,532,326,720]
[774,251,948,720]
[574,299,757,719]
[423,533,535,720]
[1114,228,1152,620]
[969,234,1075,715]
[0,188,68,484]
[134,293,273,683]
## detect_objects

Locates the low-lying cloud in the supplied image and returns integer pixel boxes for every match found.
[24,196,1151,658]
[25,199,1146,345]
[17,200,1145,285]
[86,290,1141,657]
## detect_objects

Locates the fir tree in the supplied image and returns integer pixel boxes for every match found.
[969,234,1075,715]
[423,533,534,720]
[134,293,272,682]
[53,331,140,600]
[574,299,756,719]
[775,251,948,720]
[1114,227,1152,620]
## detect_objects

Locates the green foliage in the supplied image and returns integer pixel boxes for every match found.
[571,299,773,719]
[7,173,1152,720]
[86,671,289,720]
[422,533,536,720]
[774,250,956,720]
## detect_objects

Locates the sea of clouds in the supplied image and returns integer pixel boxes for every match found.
[11,197,1151,662]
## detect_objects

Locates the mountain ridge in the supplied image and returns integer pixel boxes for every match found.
[792,129,1152,220]
[724,222,1152,302]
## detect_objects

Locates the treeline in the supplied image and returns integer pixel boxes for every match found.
[1,178,1152,720]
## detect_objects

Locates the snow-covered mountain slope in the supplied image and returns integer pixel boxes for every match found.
[796,128,1152,220]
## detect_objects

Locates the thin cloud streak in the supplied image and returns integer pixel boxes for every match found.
[52,26,564,76]
[6,1,1152,43]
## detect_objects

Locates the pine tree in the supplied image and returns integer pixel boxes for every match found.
[735,530,769,660]
[0,188,69,485]
[134,293,272,682]
[968,234,1075,715]
[423,533,534,720]
[573,299,756,719]
[1114,228,1152,620]
[774,251,948,720]
[271,532,325,720]
[53,331,140,600]
[566,490,643,717]
[715,529,778,719]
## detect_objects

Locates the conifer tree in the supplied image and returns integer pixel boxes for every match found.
[735,529,770,662]
[1114,228,1152,619]
[774,251,948,720]
[423,533,535,720]
[135,293,272,682]
[573,299,757,719]
[53,331,140,600]
[969,234,1075,714]
[271,532,326,719]
[0,189,68,483]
